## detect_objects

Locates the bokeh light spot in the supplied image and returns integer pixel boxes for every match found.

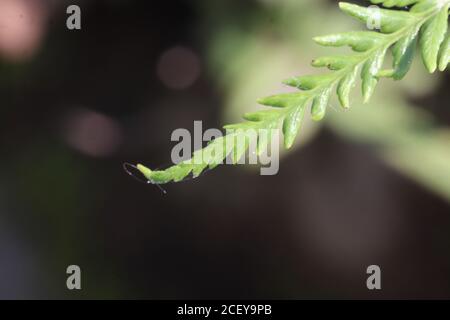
[61,108,123,158]
[0,0,46,61]
[156,46,201,90]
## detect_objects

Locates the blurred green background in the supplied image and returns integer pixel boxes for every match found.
[0,0,449,299]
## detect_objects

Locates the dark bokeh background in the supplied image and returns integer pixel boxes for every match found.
[0,0,449,299]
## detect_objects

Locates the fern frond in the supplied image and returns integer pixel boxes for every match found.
[134,0,450,185]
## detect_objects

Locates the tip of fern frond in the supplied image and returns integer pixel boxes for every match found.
[136,164,153,178]
[338,2,352,10]
[284,140,294,150]
[312,35,331,45]
[425,61,437,74]
[257,96,278,106]
[282,78,298,87]
[312,36,322,44]
[339,98,351,110]
[311,114,325,122]
[428,66,437,74]
[362,89,374,104]
[256,97,267,105]
[377,69,395,79]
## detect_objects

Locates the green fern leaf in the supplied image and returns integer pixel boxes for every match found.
[391,27,420,79]
[338,66,359,109]
[419,2,449,72]
[362,47,388,102]
[311,87,332,121]
[439,33,450,70]
[283,103,307,149]
[132,0,450,185]
[312,55,358,70]
[314,31,385,52]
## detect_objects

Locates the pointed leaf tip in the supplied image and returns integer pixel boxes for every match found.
[313,36,325,45]
[137,164,153,178]
[419,3,449,73]
[338,2,352,11]
[338,2,351,9]
[283,105,306,149]
[282,78,298,87]
[257,97,270,105]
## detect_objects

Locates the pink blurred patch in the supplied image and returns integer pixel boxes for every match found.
[0,0,47,62]
[156,46,201,90]
[61,108,123,158]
